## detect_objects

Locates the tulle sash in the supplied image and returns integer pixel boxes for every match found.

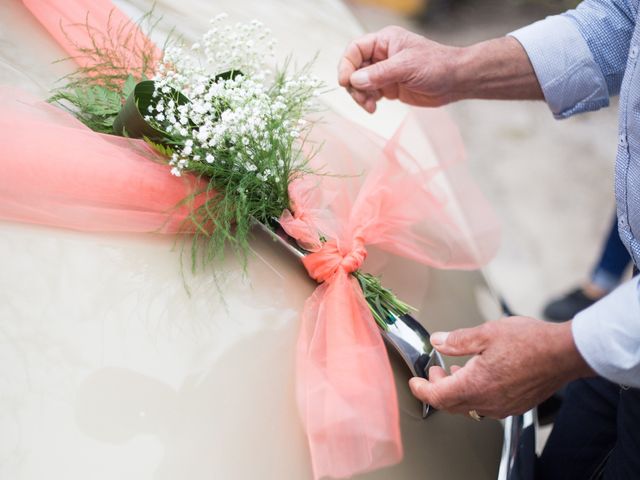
[0,86,203,233]
[21,0,161,76]
[280,110,499,478]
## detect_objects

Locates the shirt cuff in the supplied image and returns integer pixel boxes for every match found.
[573,276,640,387]
[509,15,609,119]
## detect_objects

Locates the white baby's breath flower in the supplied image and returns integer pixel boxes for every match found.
[151,13,322,186]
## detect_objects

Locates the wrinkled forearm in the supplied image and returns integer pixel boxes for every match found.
[448,36,543,102]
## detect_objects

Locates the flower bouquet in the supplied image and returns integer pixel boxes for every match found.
[50,12,414,331]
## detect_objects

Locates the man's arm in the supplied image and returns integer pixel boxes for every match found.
[509,0,637,118]
[339,0,637,115]
[573,276,640,386]
[337,29,543,113]
[408,316,594,418]
[565,0,638,96]
[451,37,543,102]
[409,277,640,419]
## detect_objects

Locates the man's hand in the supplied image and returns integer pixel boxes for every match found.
[409,316,594,418]
[338,27,542,113]
[337,26,460,112]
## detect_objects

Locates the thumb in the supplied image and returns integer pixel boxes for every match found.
[430,325,489,356]
[349,57,406,90]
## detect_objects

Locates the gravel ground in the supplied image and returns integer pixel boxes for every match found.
[349,0,624,318]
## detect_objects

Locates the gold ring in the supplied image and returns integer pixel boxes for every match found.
[468,410,484,421]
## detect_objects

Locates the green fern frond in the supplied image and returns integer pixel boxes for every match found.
[143,136,175,157]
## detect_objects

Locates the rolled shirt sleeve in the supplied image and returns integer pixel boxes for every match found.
[508,0,637,118]
[573,276,640,387]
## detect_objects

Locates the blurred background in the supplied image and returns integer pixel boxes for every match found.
[346,0,620,319]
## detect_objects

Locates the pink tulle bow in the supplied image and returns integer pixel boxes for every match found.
[294,239,402,480]
[279,176,336,252]
[279,110,500,479]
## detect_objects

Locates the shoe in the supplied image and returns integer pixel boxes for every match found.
[542,288,597,322]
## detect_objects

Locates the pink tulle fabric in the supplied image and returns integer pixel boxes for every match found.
[0,86,204,233]
[4,0,201,233]
[280,111,499,479]
[21,0,161,78]
[4,2,501,479]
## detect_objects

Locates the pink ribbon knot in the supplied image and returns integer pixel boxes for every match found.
[302,239,367,283]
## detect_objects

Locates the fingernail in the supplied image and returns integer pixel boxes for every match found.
[351,70,370,88]
[431,332,449,346]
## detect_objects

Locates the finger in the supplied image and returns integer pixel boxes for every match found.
[338,33,377,87]
[409,377,429,400]
[430,325,490,357]
[409,375,467,410]
[363,96,377,113]
[428,365,447,382]
[450,365,462,374]
[349,56,407,91]
[350,88,368,106]
[348,88,379,113]
[364,89,382,102]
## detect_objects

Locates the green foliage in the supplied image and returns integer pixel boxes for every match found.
[54,9,165,91]
[49,84,122,133]
[143,136,175,158]
[113,80,190,141]
[47,6,172,132]
[48,74,139,133]
[182,137,310,273]
[355,271,416,331]
[122,74,137,98]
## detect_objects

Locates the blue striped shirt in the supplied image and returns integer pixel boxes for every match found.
[510,0,640,387]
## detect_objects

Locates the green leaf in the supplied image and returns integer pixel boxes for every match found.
[214,69,243,82]
[48,85,122,133]
[143,136,175,158]
[122,74,137,99]
[112,80,188,143]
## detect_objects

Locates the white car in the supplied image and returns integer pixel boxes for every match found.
[0,0,534,478]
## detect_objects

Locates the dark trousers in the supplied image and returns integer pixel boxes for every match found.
[592,215,631,282]
[537,377,640,479]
